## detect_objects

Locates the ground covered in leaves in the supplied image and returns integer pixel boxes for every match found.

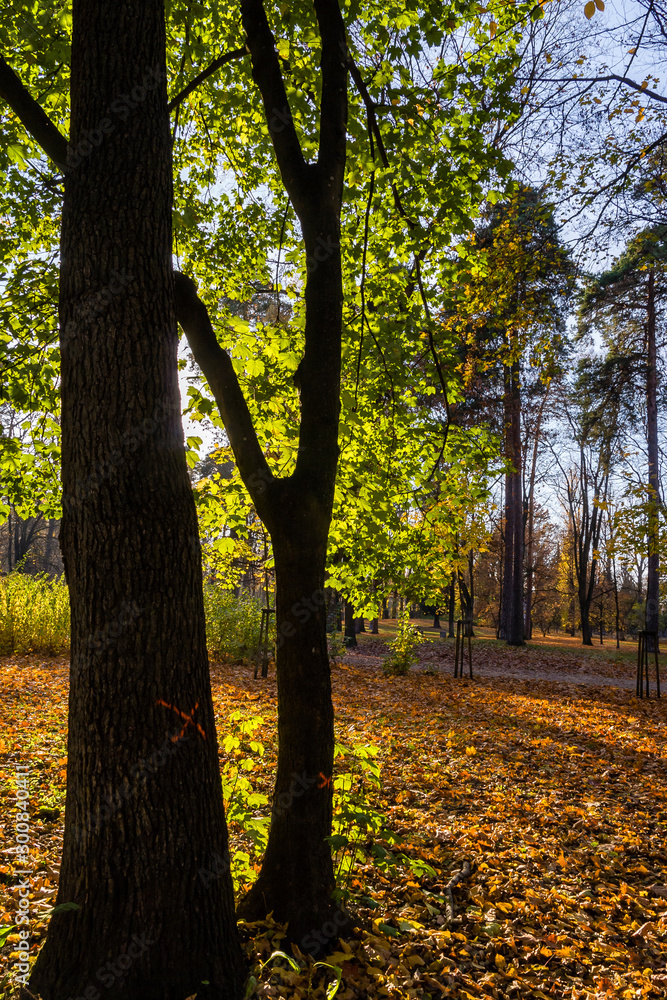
[1,632,666,999]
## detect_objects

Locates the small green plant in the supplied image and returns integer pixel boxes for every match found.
[220,710,270,892]
[327,740,437,904]
[327,630,346,667]
[327,741,386,892]
[382,610,426,675]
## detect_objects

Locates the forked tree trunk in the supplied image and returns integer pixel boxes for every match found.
[175,0,348,944]
[29,3,244,998]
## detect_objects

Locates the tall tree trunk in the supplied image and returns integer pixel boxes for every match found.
[29,3,244,998]
[524,383,549,640]
[581,604,593,646]
[502,358,524,645]
[646,268,660,653]
[239,523,341,948]
[176,0,348,946]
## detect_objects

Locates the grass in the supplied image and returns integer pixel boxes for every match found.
[0,572,265,662]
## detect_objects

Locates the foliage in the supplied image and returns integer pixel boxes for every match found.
[0,572,267,661]
[0,571,69,655]
[382,610,425,675]
[327,629,347,668]
[220,710,270,893]
[203,586,264,662]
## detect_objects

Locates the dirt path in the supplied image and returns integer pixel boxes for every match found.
[341,634,650,693]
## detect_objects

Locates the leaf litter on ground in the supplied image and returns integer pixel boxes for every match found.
[0,633,666,999]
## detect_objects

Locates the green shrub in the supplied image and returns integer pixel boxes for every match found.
[0,572,70,656]
[203,586,264,662]
[0,572,266,663]
[382,610,425,676]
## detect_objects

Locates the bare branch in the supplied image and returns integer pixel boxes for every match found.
[167,47,248,113]
[0,54,68,170]
[547,73,667,106]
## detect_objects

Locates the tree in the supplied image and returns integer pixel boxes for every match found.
[579,227,667,650]
[449,185,574,644]
[2,0,535,955]
[550,383,615,646]
[1,3,245,997]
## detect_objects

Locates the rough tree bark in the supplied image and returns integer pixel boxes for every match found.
[524,384,550,640]
[174,0,349,948]
[646,268,660,653]
[502,358,524,645]
[447,574,456,637]
[2,3,244,998]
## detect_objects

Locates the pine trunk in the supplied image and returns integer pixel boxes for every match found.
[646,269,660,653]
[502,359,524,645]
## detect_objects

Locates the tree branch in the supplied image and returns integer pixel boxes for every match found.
[550,73,667,106]
[167,47,248,113]
[314,0,348,197]
[240,0,312,215]
[173,271,275,520]
[0,54,68,170]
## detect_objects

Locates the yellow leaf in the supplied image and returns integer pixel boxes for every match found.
[465,746,476,756]
[495,952,506,969]
[584,0,595,17]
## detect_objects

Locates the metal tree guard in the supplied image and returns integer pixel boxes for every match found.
[454,619,473,679]
[254,606,275,680]
[636,630,660,699]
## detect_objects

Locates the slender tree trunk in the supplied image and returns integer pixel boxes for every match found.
[29,3,244,998]
[524,384,549,640]
[433,611,440,629]
[581,604,593,646]
[355,616,366,633]
[447,574,456,637]
[370,617,378,634]
[502,359,524,645]
[646,268,660,653]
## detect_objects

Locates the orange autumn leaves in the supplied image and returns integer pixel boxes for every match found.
[1,640,666,998]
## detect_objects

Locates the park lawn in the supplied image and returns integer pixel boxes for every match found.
[1,644,666,999]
